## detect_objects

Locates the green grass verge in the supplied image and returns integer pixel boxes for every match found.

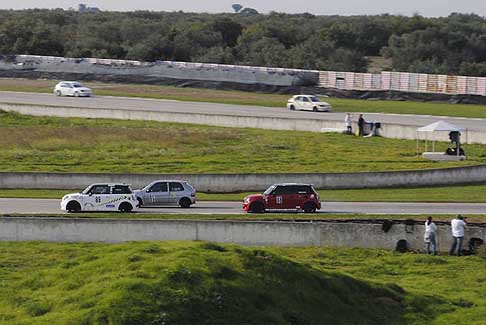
[3,78,486,118]
[4,184,486,203]
[0,241,484,324]
[1,110,486,173]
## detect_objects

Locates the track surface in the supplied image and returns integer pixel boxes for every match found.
[1,198,486,215]
[2,91,486,130]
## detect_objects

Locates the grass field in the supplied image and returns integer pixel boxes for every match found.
[2,78,486,118]
[3,184,486,203]
[0,241,484,324]
[1,110,485,173]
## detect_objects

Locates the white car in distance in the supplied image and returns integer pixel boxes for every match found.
[61,183,139,213]
[54,81,92,97]
[287,95,332,112]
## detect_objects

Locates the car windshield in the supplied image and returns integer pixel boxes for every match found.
[263,185,276,195]
[310,96,321,102]
[72,83,84,88]
[81,185,92,194]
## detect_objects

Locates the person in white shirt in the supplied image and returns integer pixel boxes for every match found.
[345,113,353,135]
[449,215,467,256]
[424,216,437,255]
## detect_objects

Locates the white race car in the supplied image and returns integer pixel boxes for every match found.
[61,183,139,213]
[54,81,92,97]
[287,95,332,112]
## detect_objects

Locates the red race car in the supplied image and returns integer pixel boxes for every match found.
[243,183,321,213]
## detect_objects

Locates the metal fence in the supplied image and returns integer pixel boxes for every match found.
[319,70,486,96]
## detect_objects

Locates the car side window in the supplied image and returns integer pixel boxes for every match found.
[272,186,284,195]
[302,97,309,102]
[149,182,168,192]
[296,96,302,101]
[89,185,110,195]
[169,182,184,192]
[295,185,312,194]
[112,185,131,194]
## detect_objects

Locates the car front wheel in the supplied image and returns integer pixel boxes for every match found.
[66,201,81,213]
[249,201,265,213]
[179,197,191,208]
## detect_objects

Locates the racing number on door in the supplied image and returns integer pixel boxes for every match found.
[276,196,283,204]
[95,196,101,204]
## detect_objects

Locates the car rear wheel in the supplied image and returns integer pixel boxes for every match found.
[179,197,191,208]
[249,201,265,213]
[55,90,62,96]
[289,105,295,110]
[119,202,133,213]
[66,201,81,213]
[303,202,316,213]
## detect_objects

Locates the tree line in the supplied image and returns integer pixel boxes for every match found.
[1,9,486,75]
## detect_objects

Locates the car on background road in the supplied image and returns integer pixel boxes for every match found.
[243,183,321,213]
[54,81,92,97]
[61,183,139,213]
[134,180,196,208]
[287,95,331,112]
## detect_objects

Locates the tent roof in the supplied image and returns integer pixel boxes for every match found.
[417,120,465,132]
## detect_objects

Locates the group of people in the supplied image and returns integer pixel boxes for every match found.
[423,215,467,256]
[344,113,366,136]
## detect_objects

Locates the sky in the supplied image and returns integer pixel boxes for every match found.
[0,0,485,17]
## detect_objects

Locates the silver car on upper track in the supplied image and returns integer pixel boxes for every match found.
[287,95,332,112]
[133,180,196,208]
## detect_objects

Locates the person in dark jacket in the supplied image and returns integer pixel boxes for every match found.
[358,114,365,136]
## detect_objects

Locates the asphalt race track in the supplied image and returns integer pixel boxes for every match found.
[1,198,486,215]
[2,91,486,130]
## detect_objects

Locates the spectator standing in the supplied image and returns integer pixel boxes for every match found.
[424,216,437,255]
[449,215,467,256]
[345,113,353,135]
[358,114,365,136]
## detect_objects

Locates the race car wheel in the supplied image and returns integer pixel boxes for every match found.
[119,202,133,213]
[66,201,81,213]
[289,105,295,110]
[313,106,318,112]
[55,90,62,96]
[249,201,265,213]
[303,202,317,213]
[74,92,80,97]
[137,197,143,208]
[179,197,191,208]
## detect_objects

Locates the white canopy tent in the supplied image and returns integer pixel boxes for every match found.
[416,121,466,155]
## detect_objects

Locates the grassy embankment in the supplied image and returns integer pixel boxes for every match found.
[3,78,486,118]
[2,110,486,173]
[0,241,484,324]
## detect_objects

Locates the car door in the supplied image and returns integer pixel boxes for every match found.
[301,96,311,111]
[86,185,111,211]
[168,182,184,205]
[295,96,304,110]
[147,182,169,206]
[266,185,285,210]
[63,83,74,96]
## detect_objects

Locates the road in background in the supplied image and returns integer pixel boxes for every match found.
[2,91,486,130]
[1,198,486,215]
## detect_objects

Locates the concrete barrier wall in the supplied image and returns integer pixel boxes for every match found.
[2,167,486,192]
[1,217,484,252]
[0,56,318,87]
